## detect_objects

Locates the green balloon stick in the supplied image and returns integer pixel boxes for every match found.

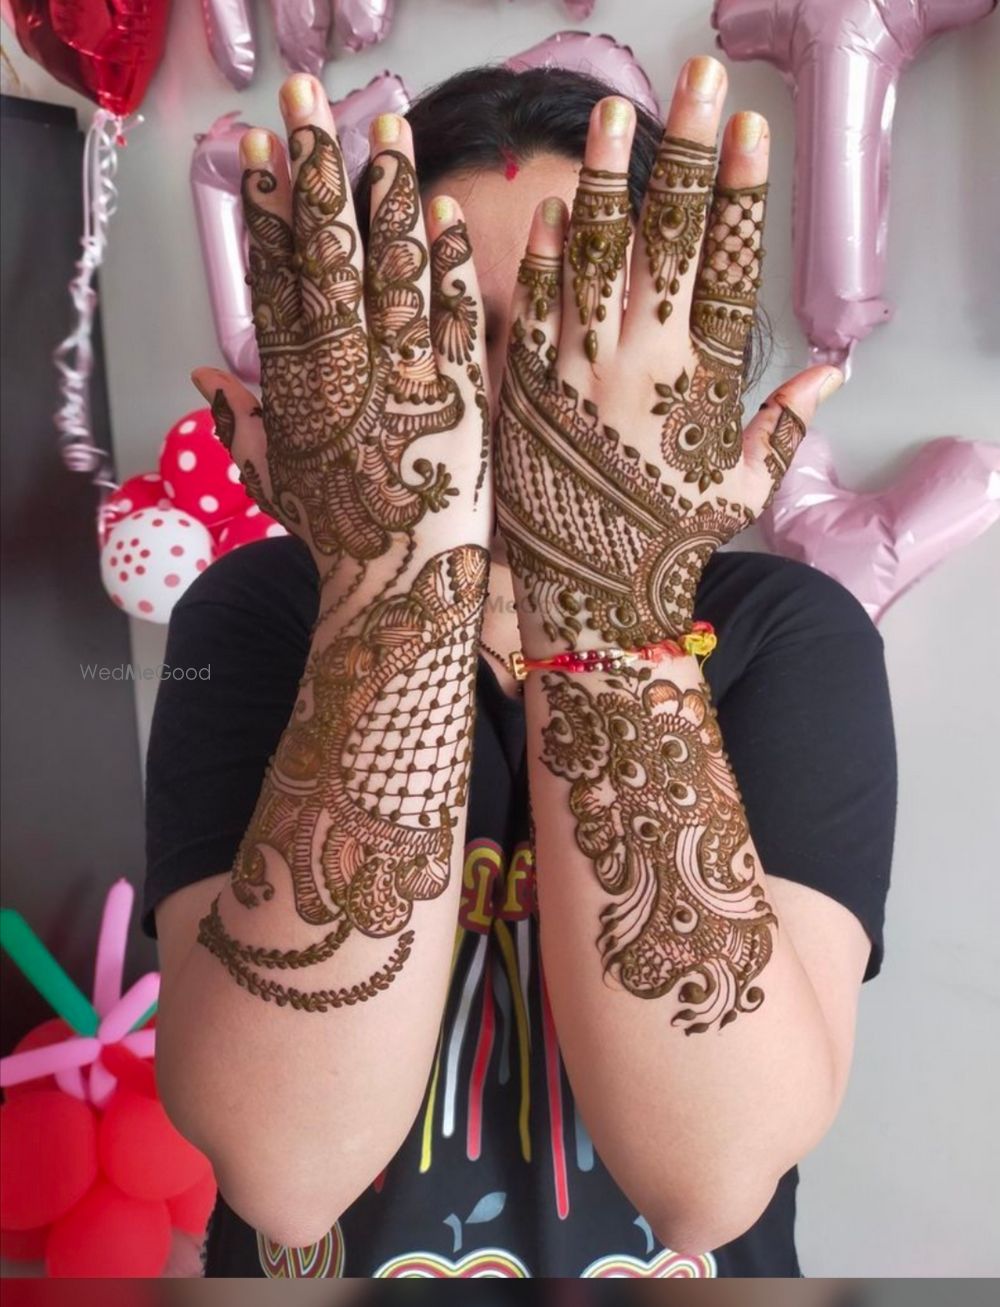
[0,908,99,1036]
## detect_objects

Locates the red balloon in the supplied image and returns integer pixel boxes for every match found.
[0,1222,50,1262]
[98,1045,157,1099]
[158,408,251,528]
[99,1090,211,1201]
[213,504,287,556]
[10,1,171,117]
[2,1018,76,1098]
[166,1168,217,1236]
[46,1179,172,1278]
[0,1091,99,1229]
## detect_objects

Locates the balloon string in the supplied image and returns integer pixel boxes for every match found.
[52,109,136,508]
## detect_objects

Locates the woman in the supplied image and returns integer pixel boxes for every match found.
[143,58,896,1278]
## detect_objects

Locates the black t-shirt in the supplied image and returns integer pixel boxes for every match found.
[143,538,896,1279]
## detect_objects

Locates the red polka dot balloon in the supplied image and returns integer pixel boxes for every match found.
[99,407,288,621]
[101,473,171,545]
[214,503,288,556]
[159,408,250,529]
[100,506,214,623]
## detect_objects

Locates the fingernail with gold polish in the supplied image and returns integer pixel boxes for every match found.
[686,56,724,102]
[281,74,315,117]
[241,129,272,167]
[600,97,633,138]
[430,196,454,224]
[734,111,766,152]
[542,198,565,228]
[818,369,844,402]
[373,113,402,145]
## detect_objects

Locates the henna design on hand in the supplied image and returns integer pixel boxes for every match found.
[642,137,716,323]
[210,389,236,452]
[651,183,767,493]
[430,221,478,365]
[540,669,776,1033]
[198,545,489,1009]
[761,406,805,488]
[467,361,490,506]
[568,168,631,362]
[517,251,562,322]
[242,128,463,571]
[497,333,753,645]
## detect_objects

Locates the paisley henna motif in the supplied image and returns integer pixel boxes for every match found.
[496,332,754,646]
[539,670,776,1033]
[200,545,489,1007]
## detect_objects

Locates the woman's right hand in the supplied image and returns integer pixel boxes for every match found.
[193,73,491,615]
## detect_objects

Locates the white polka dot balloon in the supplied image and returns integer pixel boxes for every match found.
[100,507,214,623]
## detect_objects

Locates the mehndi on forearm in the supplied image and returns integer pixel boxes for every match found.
[535,662,775,1034]
[497,153,805,1035]
[195,119,490,1009]
[197,544,488,1010]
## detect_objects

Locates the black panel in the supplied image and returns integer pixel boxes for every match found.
[1,94,150,1056]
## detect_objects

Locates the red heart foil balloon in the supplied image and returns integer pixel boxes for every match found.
[11,1,171,116]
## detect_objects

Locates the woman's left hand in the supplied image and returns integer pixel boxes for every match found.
[496,57,843,653]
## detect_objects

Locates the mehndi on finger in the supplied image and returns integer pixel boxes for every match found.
[568,167,631,362]
[643,136,717,324]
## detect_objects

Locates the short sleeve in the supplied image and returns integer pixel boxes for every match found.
[697,553,897,982]
[141,538,318,939]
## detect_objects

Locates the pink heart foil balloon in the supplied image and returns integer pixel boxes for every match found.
[505,30,660,118]
[760,433,1000,623]
[712,0,997,369]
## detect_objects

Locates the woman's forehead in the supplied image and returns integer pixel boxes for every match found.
[423,154,580,302]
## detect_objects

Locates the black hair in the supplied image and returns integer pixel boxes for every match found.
[354,64,770,385]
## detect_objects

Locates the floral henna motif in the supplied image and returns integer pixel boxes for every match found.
[242,128,463,573]
[642,136,716,324]
[198,545,489,1008]
[539,670,776,1032]
[496,332,754,645]
[568,168,631,362]
[652,182,767,493]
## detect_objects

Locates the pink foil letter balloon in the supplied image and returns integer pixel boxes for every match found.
[713,0,997,368]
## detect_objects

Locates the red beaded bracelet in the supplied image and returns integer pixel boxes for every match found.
[509,621,717,680]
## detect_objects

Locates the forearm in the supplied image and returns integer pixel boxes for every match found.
[158,546,487,1246]
[526,653,837,1253]
[158,870,462,1247]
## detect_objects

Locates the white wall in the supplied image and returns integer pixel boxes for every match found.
[4,0,999,1277]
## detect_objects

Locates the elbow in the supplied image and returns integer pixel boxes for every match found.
[645,1174,782,1259]
[216,1166,344,1251]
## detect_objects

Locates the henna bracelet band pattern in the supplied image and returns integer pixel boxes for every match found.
[509,622,717,680]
